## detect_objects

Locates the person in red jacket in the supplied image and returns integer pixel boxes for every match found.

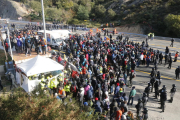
[57,55,62,64]
[116,107,122,120]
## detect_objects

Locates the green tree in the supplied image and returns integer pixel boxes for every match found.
[45,8,62,21]
[29,1,42,16]
[77,5,89,20]
[94,4,106,18]
[56,0,74,10]
[164,14,180,37]
[107,9,116,20]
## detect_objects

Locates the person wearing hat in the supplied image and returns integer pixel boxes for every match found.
[127,86,136,105]
[93,97,102,115]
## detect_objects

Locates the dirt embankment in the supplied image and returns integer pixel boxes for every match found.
[0,0,29,19]
[107,25,144,34]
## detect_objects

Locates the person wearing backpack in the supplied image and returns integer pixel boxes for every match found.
[135,98,143,117]
[142,93,148,108]
[25,38,31,56]
[144,83,151,98]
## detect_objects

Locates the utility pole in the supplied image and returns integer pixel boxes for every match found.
[0,19,13,60]
[41,0,47,50]
[6,19,13,60]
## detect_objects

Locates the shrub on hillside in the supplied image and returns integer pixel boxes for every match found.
[0,87,99,120]
[164,14,180,37]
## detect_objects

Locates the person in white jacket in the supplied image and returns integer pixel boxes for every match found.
[140,53,144,65]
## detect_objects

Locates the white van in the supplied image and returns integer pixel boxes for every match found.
[52,30,70,40]
[37,30,66,51]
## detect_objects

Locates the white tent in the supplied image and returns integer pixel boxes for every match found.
[16,55,64,92]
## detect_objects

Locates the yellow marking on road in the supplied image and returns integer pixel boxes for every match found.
[136,70,177,81]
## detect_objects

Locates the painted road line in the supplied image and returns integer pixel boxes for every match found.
[136,70,176,80]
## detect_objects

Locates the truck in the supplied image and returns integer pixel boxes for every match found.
[37,30,67,51]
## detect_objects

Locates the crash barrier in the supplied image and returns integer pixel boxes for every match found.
[118,32,180,42]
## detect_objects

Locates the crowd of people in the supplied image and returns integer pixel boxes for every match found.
[38,29,178,120]
[1,24,178,120]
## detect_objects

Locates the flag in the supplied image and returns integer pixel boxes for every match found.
[104,37,107,40]
[64,54,67,61]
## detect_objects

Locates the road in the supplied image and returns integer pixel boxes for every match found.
[115,33,180,120]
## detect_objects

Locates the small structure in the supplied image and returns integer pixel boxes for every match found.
[16,55,64,92]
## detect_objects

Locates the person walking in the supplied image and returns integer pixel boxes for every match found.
[170,38,174,47]
[174,51,179,62]
[127,86,136,105]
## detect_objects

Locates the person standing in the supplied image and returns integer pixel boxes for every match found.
[17,36,22,54]
[169,84,176,103]
[127,86,136,105]
[135,98,143,117]
[168,53,172,69]
[40,39,46,55]
[170,38,174,47]
[142,93,148,108]
[159,52,163,64]
[25,38,31,56]
[144,83,151,98]
[175,66,180,79]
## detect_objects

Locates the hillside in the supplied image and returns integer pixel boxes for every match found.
[0,0,180,37]
[0,0,30,19]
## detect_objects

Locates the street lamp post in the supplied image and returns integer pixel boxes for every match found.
[41,0,47,50]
